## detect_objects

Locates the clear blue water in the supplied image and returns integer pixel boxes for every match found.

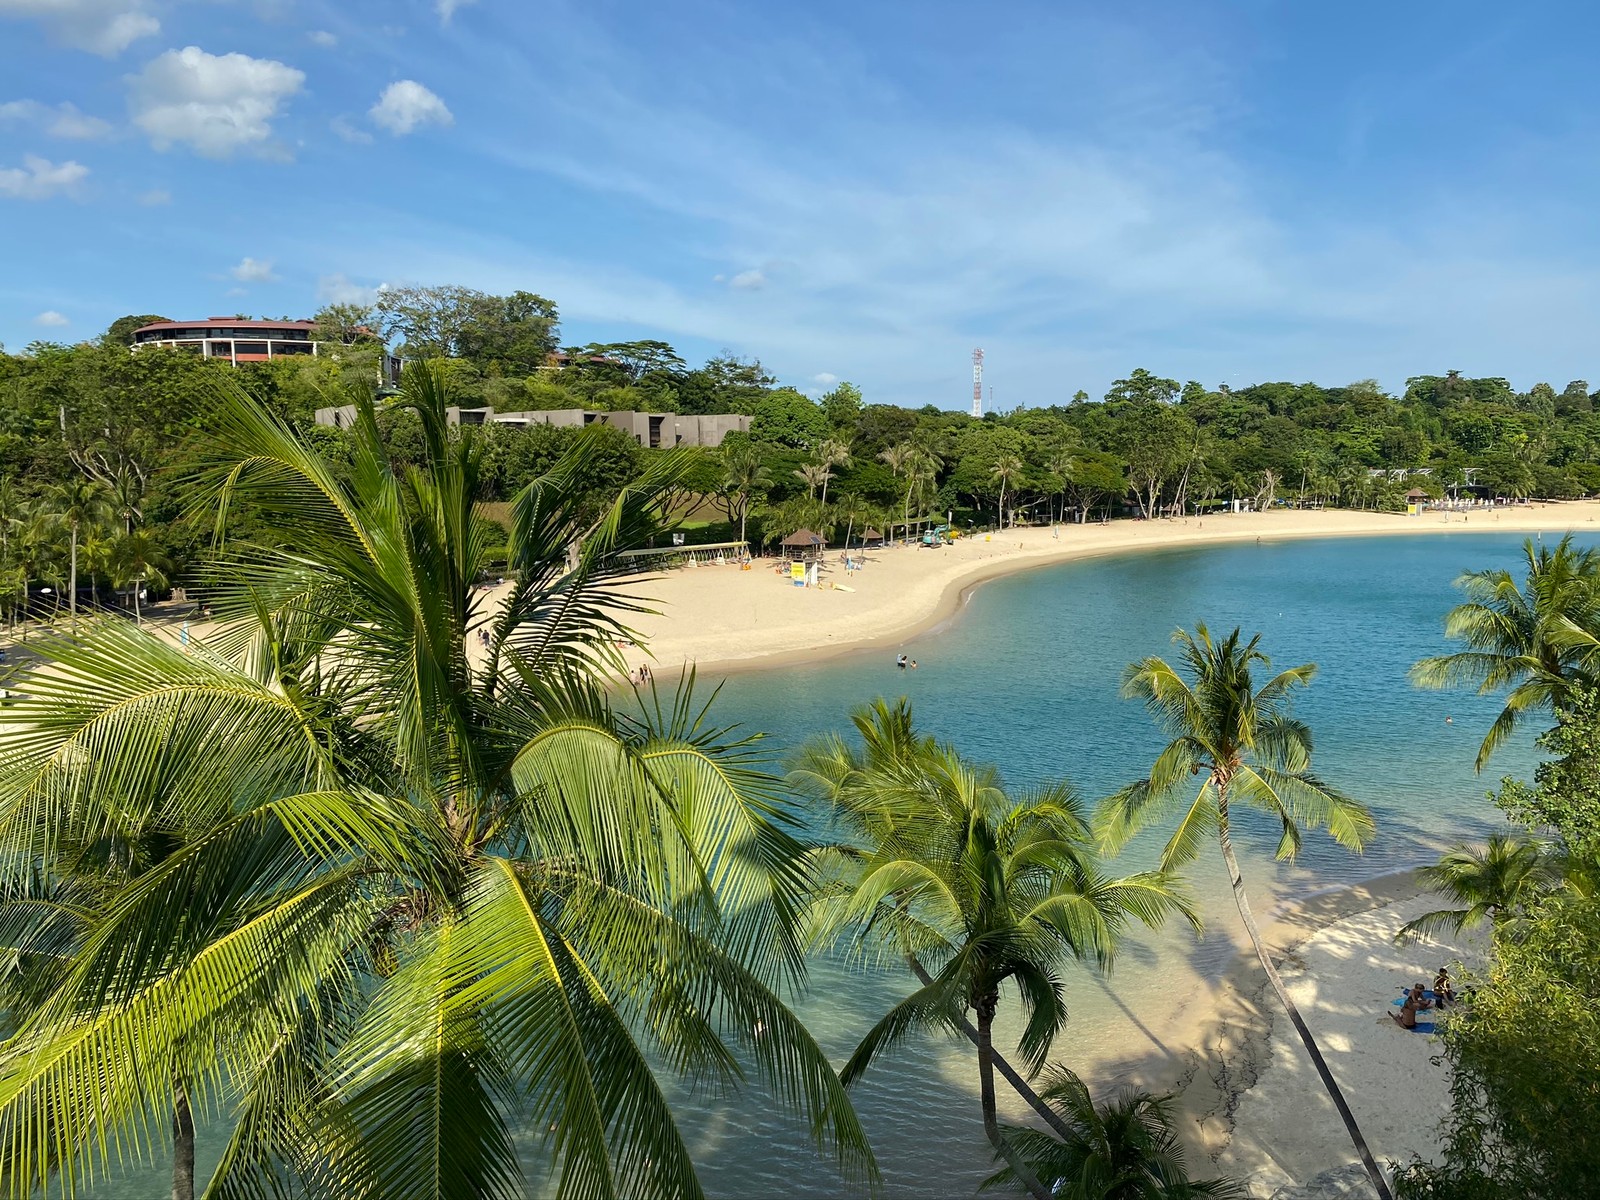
[662,532,1550,1199]
[93,533,1562,1199]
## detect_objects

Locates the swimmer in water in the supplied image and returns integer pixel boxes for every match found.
[1445,716,1453,724]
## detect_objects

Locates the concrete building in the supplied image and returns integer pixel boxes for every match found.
[313,404,752,448]
[133,318,401,383]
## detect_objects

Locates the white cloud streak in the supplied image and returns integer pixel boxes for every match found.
[34,310,69,327]
[230,257,278,283]
[0,155,89,199]
[0,100,113,138]
[129,46,305,158]
[369,80,453,136]
[0,0,158,56]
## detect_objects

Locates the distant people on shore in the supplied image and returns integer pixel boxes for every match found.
[1434,968,1455,1007]
[895,654,907,670]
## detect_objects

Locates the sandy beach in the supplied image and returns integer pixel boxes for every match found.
[616,503,1600,678]
[1203,885,1482,1197]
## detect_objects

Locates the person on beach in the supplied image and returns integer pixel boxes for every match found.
[1434,968,1455,1007]
[896,654,908,670]
[1391,988,1430,1029]
[909,659,918,670]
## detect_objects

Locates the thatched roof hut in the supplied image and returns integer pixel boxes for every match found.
[781,528,826,559]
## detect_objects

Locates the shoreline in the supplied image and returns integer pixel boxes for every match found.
[621,502,1600,679]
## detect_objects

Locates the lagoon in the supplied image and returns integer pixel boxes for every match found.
[666,532,1553,1199]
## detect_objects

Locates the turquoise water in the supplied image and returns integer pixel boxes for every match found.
[94,533,1562,1199]
[663,532,1553,1199]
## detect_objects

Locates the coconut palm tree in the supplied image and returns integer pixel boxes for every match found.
[1396,834,1558,943]
[111,528,171,623]
[1098,625,1388,1200]
[992,455,1023,529]
[47,476,109,624]
[1411,535,1600,770]
[718,441,771,550]
[816,438,853,508]
[795,699,1195,1199]
[879,442,915,540]
[794,461,832,501]
[981,1067,1244,1199]
[0,363,874,1200]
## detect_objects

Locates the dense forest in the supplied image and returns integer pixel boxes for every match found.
[4,282,1599,609]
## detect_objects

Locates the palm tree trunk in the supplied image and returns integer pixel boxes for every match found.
[739,505,747,554]
[1217,798,1394,1200]
[69,524,78,625]
[976,994,1052,1200]
[172,1084,195,1200]
[908,958,1077,1143]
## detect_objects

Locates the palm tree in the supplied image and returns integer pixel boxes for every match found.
[794,461,831,501]
[718,441,771,550]
[982,1067,1244,1199]
[1396,834,1558,943]
[0,363,874,1200]
[992,455,1023,529]
[47,476,109,625]
[1098,625,1389,1200]
[1411,535,1600,769]
[879,442,914,540]
[111,528,171,624]
[816,438,853,508]
[795,700,1195,1199]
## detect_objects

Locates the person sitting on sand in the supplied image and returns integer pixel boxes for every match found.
[1391,993,1424,1029]
[1434,968,1455,1007]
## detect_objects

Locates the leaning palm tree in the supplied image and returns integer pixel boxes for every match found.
[1412,536,1600,769]
[0,362,874,1200]
[1396,833,1558,943]
[981,1067,1243,1199]
[796,699,1195,1200]
[1098,625,1388,1200]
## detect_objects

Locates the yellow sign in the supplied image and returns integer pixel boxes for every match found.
[790,561,806,582]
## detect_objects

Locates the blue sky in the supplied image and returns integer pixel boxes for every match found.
[3,0,1599,407]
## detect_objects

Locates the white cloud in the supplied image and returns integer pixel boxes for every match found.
[0,100,113,139]
[728,268,766,290]
[812,372,838,385]
[0,155,89,199]
[436,0,474,22]
[317,272,380,305]
[138,187,170,205]
[307,29,336,47]
[0,0,158,56]
[330,115,373,145]
[369,80,452,136]
[129,46,305,159]
[34,310,69,327]
[230,256,277,283]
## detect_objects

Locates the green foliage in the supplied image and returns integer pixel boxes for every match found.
[751,388,828,449]
[0,363,876,1199]
[982,1068,1244,1199]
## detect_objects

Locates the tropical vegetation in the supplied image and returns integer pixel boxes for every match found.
[1097,626,1387,1200]
[791,699,1198,1199]
[0,364,873,1200]
[981,1068,1244,1200]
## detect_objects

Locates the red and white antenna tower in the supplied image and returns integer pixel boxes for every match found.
[971,348,984,418]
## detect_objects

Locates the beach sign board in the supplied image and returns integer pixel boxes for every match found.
[791,561,806,586]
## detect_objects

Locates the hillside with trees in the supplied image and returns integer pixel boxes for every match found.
[4,283,1600,616]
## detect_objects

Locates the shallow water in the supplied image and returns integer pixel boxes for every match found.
[663,532,1550,1199]
[91,532,1562,1198]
